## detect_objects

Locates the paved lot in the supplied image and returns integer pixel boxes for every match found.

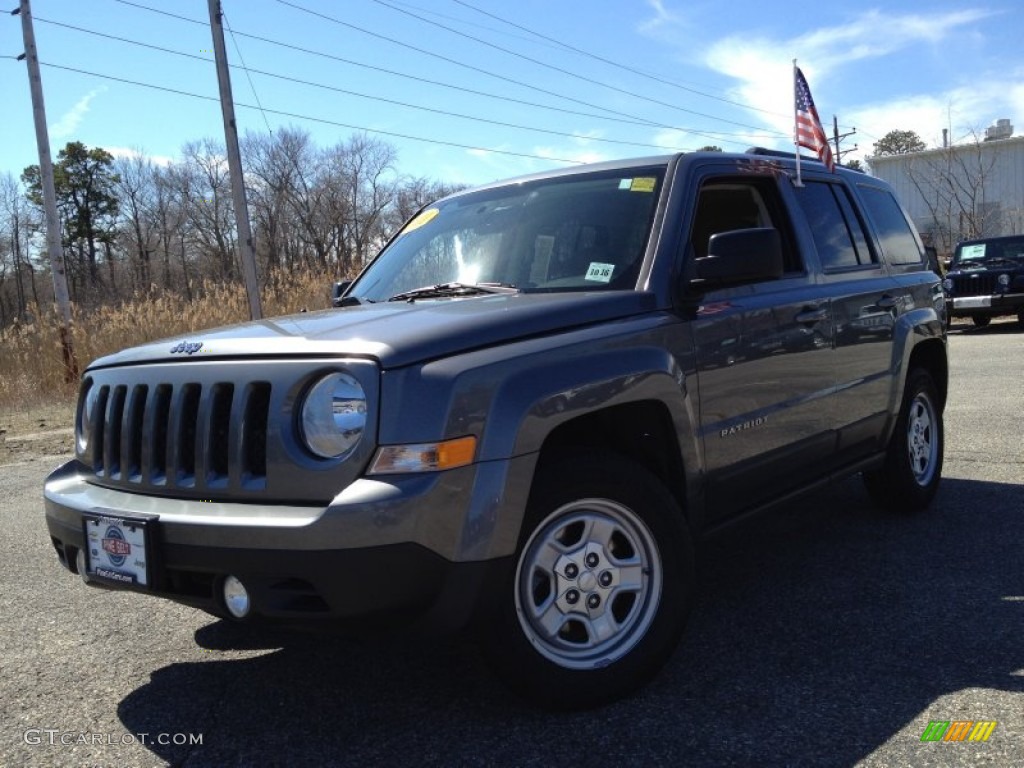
[2,321,1022,767]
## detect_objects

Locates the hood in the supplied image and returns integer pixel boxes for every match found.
[88,291,659,370]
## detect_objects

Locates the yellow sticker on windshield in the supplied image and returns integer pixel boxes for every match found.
[630,177,656,193]
[402,208,439,234]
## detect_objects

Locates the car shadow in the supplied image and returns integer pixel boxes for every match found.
[118,476,1024,767]
[949,318,1022,334]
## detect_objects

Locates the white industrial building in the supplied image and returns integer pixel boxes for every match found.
[868,119,1024,259]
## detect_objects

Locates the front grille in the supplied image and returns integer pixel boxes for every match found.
[950,273,999,296]
[78,358,379,504]
[86,379,270,493]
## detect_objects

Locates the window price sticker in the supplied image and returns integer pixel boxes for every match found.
[585,262,615,283]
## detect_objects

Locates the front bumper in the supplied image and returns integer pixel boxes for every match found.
[44,455,535,630]
[947,292,1024,317]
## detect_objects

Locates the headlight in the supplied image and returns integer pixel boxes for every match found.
[299,372,367,459]
[75,379,99,455]
[997,273,1010,287]
[942,278,953,292]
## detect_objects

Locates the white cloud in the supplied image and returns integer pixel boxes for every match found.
[850,75,1024,163]
[103,146,176,167]
[50,88,107,139]
[637,0,682,36]
[700,9,1004,159]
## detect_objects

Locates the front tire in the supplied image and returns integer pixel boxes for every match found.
[863,368,943,513]
[972,315,991,327]
[481,453,693,710]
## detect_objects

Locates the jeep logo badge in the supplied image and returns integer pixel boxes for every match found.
[169,341,203,355]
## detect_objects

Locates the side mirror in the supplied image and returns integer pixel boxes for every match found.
[331,280,352,308]
[693,227,783,288]
[924,245,943,277]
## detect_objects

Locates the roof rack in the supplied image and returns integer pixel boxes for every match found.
[745,147,822,162]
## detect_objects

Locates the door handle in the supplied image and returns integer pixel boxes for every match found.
[795,307,828,324]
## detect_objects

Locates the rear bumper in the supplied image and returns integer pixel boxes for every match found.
[43,457,530,630]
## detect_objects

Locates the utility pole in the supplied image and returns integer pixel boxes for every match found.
[832,116,858,166]
[208,0,262,320]
[15,0,78,381]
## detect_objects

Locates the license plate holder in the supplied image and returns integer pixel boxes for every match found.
[82,511,157,588]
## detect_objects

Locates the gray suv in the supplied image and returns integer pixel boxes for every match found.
[44,149,947,709]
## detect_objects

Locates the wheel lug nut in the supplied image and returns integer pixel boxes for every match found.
[587,594,600,609]
[586,553,599,568]
[566,589,580,605]
[565,563,578,578]
[599,571,613,587]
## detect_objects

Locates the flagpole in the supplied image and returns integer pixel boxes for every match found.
[793,59,803,187]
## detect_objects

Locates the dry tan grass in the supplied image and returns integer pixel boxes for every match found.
[0,266,340,409]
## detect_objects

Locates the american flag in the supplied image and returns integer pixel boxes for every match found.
[794,67,835,172]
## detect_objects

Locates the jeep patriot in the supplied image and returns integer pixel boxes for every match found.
[44,149,948,708]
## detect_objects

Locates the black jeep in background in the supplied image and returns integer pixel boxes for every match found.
[943,234,1024,327]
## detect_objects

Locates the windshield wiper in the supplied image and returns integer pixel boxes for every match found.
[387,282,518,302]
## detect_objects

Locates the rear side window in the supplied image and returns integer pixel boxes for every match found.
[857,185,923,265]
[793,182,875,270]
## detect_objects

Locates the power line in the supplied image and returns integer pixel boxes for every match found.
[274,0,779,144]
[104,1,701,135]
[222,9,273,136]
[449,0,790,121]
[32,17,714,152]
[106,2,779,145]
[38,61,594,165]
[368,0,782,131]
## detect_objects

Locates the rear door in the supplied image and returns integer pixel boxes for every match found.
[791,177,899,465]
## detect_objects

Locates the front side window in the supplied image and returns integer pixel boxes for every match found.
[350,169,665,302]
[689,177,801,273]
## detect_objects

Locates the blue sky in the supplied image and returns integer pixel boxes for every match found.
[2,0,1022,187]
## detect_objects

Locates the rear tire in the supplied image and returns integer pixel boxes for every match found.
[480,452,693,710]
[863,368,943,513]
[972,316,991,327]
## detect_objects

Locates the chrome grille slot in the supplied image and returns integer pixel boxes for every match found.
[124,385,148,483]
[104,385,127,480]
[206,383,234,488]
[92,385,110,475]
[241,382,270,489]
[149,384,172,485]
[174,384,201,487]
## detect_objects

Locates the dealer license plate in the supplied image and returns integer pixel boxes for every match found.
[83,513,155,587]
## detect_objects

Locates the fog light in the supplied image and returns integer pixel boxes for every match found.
[223,575,251,618]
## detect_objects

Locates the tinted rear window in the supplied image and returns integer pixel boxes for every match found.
[856,185,923,265]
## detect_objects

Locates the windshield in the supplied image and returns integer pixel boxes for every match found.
[954,237,1024,264]
[350,167,665,302]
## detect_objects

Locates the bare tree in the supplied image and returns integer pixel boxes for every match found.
[332,134,398,270]
[112,152,159,291]
[905,132,1001,254]
[179,139,237,281]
